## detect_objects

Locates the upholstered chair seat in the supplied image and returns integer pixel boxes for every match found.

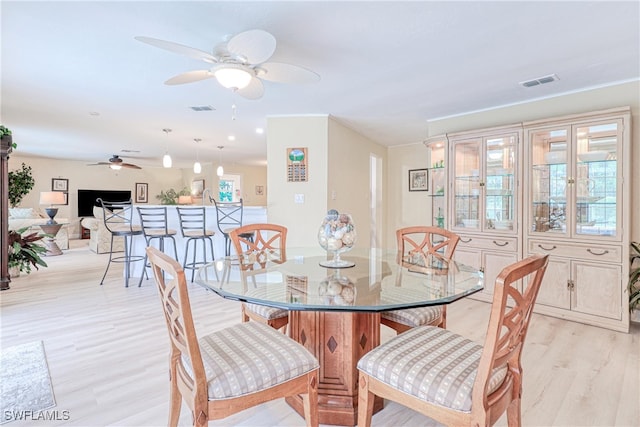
[184,321,318,400]
[358,325,508,412]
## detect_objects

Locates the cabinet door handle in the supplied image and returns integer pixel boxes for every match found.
[587,249,609,256]
[537,244,557,251]
[492,240,509,247]
[460,238,472,243]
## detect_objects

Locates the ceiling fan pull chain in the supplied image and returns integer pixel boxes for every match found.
[232,103,237,121]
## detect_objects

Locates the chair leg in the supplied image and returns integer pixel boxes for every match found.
[507,397,522,427]
[303,371,319,427]
[357,373,374,427]
[124,235,133,288]
[99,234,115,285]
[168,368,182,427]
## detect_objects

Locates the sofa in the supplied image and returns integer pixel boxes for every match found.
[80,206,124,254]
[8,207,69,250]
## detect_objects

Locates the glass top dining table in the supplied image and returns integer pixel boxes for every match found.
[195,247,483,426]
[195,247,484,312]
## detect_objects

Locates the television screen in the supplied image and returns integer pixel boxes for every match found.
[77,189,132,217]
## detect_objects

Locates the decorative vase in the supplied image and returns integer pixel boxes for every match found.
[317,210,356,268]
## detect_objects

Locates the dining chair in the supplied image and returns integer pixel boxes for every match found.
[97,198,146,287]
[380,226,461,333]
[176,207,216,283]
[357,254,549,427]
[137,206,179,286]
[145,246,319,427]
[229,223,289,331]
[212,198,255,256]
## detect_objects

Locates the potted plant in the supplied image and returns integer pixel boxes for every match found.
[8,227,48,277]
[156,187,191,205]
[8,163,35,207]
[630,241,640,322]
[0,125,16,150]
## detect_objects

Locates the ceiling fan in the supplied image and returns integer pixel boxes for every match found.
[88,155,141,170]
[135,29,320,100]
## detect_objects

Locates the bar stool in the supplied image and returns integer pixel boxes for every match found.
[137,206,178,286]
[176,206,216,282]
[97,198,145,288]
[213,198,254,256]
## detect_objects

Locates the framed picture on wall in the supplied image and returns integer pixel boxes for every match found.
[135,182,148,203]
[255,185,264,196]
[191,179,204,197]
[408,169,428,192]
[52,178,68,192]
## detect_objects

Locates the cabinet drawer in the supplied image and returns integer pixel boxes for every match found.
[457,235,518,252]
[527,239,621,263]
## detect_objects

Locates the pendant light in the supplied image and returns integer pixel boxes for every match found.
[216,146,224,177]
[193,138,202,174]
[162,128,172,168]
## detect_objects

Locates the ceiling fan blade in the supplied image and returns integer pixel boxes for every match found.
[227,30,276,64]
[236,77,264,100]
[121,163,142,169]
[165,70,214,85]
[258,62,320,84]
[88,162,110,166]
[135,36,217,63]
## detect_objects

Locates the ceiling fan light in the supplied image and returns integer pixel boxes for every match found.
[214,66,252,89]
[193,161,202,174]
[163,153,172,168]
[110,164,122,170]
[216,165,224,177]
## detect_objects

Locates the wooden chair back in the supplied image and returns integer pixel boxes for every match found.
[145,246,207,416]
[471,253,549,425]
[229,223,287,270]
[396,226,460,265]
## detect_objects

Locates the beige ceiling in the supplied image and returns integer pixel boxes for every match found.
[1,1,638,169]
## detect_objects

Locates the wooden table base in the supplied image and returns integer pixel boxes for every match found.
[286,311,383,426]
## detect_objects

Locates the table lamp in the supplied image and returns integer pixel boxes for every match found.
[39,191,66,223]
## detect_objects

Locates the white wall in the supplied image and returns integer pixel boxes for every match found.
[266,115,329,247]
[328,117,388,249]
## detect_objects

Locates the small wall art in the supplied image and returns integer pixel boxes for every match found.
[191,179,204,197]
[287,147,308,182]
[408,168,428,192]
[135,182,148,203]
[51,178,69,205]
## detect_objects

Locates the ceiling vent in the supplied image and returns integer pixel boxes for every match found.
[189,105,215,111]
[520,74,559,88]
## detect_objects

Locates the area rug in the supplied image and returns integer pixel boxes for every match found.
[0,341,56,424]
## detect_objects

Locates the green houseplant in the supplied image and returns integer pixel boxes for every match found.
[8,163,35,207]
[629,241,640,316]
[156,187,191,205]
[8,227,48,276]
[0,125,16,149]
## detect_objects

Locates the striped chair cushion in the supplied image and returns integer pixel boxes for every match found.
[245,303,288,320]
[381,305,442,327]
[184,321,318,400]
[380,287,443,327]
[357,325,507,412]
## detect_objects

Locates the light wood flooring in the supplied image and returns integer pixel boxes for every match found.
[1,240,638,426]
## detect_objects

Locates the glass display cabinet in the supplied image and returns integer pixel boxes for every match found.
[524,107,630,333]
[451,132,518,234]
[528,120,622,240]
